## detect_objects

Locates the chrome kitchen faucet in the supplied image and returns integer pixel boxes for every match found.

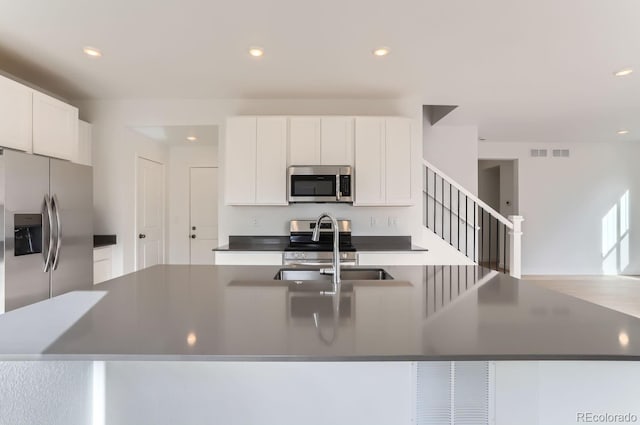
[311,212,341,288]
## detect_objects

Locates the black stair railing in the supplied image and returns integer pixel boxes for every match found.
[423,162,515,274]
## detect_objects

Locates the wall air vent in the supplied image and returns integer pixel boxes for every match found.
[552,149,570,158]
[530,149,548,158]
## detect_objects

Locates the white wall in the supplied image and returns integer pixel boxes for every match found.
[423,123,479,195]
[167,144,218,264]
[480,141,640,275]
[84,101,169,277]
[78,97,425,276]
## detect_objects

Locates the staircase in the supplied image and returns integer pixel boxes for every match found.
[423,159,523,277]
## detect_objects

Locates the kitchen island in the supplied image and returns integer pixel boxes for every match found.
[1,264,639,360]
[3,265,640,425]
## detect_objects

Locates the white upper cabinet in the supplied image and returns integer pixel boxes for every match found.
[32,91,79,161]
[76,120,92,166]
[225,115,413,207]
[288,117,321,165]
[256,117,288,205]
[225,117,257,205]
[288,117,354,166]
[354,117,413,206]
[385,118,413,205]
[320,117,354,165]
[0,75,33,153]
[225,116,288,205]
[354,117,386,205]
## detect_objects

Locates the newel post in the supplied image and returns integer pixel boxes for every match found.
[508,216,524,279]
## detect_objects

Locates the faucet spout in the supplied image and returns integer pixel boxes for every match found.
[312,213,341,288]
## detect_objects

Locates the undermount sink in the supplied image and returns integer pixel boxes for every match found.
[274,268,394,281]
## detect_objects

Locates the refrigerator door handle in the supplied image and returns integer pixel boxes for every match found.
[52,194,63,271]
[43,195,55,272]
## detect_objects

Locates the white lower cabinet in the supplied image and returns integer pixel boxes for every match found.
[357,251,429,266]
[214,251,283,266]
[93,246,114,284]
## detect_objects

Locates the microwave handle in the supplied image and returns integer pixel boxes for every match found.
[336,174,341,201]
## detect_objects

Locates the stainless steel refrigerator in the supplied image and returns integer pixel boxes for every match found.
[0,149,93,313]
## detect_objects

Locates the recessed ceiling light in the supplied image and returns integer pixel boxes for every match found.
[372,47,391,57]
[186,136,198,142]
[614,68,633,77]
[617,129,630,135]
[249,47,264,57]
[83,46,102,58]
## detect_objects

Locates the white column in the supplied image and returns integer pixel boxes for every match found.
[508,216,524,278]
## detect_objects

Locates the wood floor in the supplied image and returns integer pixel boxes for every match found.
[525,275,640,319]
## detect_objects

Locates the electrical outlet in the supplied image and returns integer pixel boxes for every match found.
[370,216,376,228]
[250,217,258,227]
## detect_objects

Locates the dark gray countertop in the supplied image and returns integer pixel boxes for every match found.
[94,234,117,248]
[214,235,427,252]
[1,264,640,361]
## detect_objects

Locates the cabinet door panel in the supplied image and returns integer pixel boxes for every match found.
[225,117,257,204]
[32,92,78,161]
[321,117,354,166]
[354,118,385,205]
[289,117,321,165]
[0,75,32,152]
[256,117,288,204]
[385,118,413,205]
[77,120,92,166]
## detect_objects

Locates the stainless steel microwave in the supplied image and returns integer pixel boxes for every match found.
[287,165,353,203]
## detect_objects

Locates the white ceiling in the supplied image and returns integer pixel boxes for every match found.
[0,0,639,143]
[132,125,218,146]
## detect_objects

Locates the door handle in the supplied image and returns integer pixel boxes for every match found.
[191,234,196,239]
[139,233,146,239]
[51,194,62,271]
[192,226,196,230]
[43,195,55,272]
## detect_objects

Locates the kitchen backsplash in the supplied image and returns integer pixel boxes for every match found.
[217,203,421,244]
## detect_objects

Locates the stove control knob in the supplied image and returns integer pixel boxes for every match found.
[302,253,307,259]
[341,253,347,259]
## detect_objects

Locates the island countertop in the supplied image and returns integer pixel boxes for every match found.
[1,264,640,361]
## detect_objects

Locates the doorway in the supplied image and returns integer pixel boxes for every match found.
[136,156,165,270]
[478,159,518,217]
[189,167,218,264]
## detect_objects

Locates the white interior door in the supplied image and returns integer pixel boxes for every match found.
[136,157,164,270]
[190,167,218,264]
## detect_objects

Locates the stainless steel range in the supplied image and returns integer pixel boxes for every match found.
[283,219,357,266]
